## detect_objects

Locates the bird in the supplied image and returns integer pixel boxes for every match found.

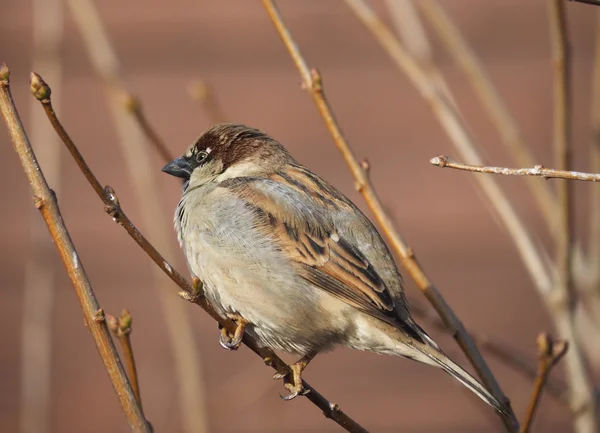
[162,123,509,416]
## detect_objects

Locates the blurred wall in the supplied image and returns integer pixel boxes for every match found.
[0,1,597,432]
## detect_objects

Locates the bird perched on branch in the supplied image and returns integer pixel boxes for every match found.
[163,123,509,416]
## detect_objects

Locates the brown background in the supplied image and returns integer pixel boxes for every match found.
[0,1,598,432]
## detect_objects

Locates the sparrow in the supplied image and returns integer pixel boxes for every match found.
[163,123,509,416]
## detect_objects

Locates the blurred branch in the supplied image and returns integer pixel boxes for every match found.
[123,95,174,163]
[430,155,600,182]
[344,0,552,303]
[520,334,569,433]
[65,2,209,432]
[20,1,63,432]
[589,10,600,320]
[188,80,229,124]
[31,73,368,433]
[416,0,561,238]
[548,2,598,432]
[384,0,457,108]
[0,64,149,433]
[107,310,144,412]
[261,0,518,430]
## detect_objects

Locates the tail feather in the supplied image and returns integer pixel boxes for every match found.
[406,322,511,418]
[430,351,511,418]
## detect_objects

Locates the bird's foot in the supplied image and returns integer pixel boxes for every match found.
[273,354,315,401]
[218,313,248,351]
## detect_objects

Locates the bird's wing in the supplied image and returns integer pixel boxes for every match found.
[218,166,423,341]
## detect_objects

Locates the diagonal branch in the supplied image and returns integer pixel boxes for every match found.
[260,1,518,430]
[30,72,368,433]
[65,2,208,431]
[0,63,150,433]
[188,80,229,125]
[416,0,560,236]
[430,155,600,182]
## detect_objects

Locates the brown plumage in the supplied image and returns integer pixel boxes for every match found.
[163,123,510,416]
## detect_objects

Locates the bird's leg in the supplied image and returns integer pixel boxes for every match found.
[274,352,317,401]
[218,313,248,351]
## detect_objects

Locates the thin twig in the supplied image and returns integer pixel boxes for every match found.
[520,334,569,433]
[20,1,63,432]
[65,2,209,431]
[416,0,560,236]
[383,0,458,110]
[107,310,143,411]
[344,0,552,302]
[261,1,518,430]
[430,155,600,182]
[548,2,598,432]
[0,63,149,433]
[188,80,229,125]
[31,73,368,433]
[122,94,174,163]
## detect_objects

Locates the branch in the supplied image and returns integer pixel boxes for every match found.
[261,0,518,430]
[122,94,174,163]
[520,334,569,433]
[548,2,598,431]
[430,155,600,182]
[188,80,229,124]
[30,72,368,433]
[107,310,144,412]
[0,63,149,433]
[416,0,561,238]
[64,2,208,431]
[589,9,600,319]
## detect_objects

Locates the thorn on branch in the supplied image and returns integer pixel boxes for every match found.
[309,68,323,93]
[33,195,45,209]
[93,308,105,322]
[360,158,370,173]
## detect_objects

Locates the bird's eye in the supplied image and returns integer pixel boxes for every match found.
[195,151,209,164]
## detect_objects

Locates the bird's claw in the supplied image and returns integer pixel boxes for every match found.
[272,372,287,380]
[218,313,248,351]
[219,326,243,351]
[274,368,310,401]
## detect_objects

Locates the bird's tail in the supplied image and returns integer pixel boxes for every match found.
[405,323,512,419]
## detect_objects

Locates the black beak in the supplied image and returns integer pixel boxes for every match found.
[162,157,191,180]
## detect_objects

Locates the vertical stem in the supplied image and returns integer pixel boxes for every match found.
[549,2,598,432]
[589,10,600,312]
[20,1,63,432]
